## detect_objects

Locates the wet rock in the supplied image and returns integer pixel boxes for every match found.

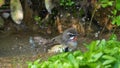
[2,12,10,19]
[10,0,23,24]
[45,0,60,14]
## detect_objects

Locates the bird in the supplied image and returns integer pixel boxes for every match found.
[48,27,78,53]
[29,27,78,53]
[10,0,23,24]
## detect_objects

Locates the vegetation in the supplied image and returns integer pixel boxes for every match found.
[34,16,42,26]
[60,0,75,7]
[100,0,120,26]
[27,34,120,68]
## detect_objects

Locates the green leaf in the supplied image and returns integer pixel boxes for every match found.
[102,55,116,61]
[116,0,120,10]
[112,15,120,26]
[114,61,120,68]
[63,62,73,68]
[67,54,79,68]
[111,9,117,16]
[102,60,115,65]
[49,63,54,68]
[104,49,113,54]
[98,39,106,50]
[49,55,59,61]
[104,65,112,68]
[100,0,113,8]
[27,62,33,68]
[107,1,113,6]
[101,4,109,8]
[89,40,100,52]
[88,52,103,62]
[76,56,83,61]
[93,52,103,61]
[41,61,50,68]
[73,50,82,57]
[31,65,37,68]
[34,59,40,65]
[60,52,69,57]
[109,34,117,41]
[57,63,63,68]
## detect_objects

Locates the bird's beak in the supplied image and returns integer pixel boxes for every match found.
[70,36,77,41]
[73,36,77,41]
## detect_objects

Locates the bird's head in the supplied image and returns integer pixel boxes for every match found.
[62,28,78,51]
[62,28,78,43]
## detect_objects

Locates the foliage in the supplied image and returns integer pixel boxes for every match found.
[100,0,113,8]
[111,0,120,26]
[60,0,75,7]
[111,12,120,26]
[111,1,120,26]
[27,34,120,68]
[34,16,42,26]
[100,0,120,26]
[116,0,120,11]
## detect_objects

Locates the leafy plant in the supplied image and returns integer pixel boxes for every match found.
[116,0,120,11]
[34,16,42,26]
[110,8,120,27]
[110,2,120,27]
[99,0,120,27]
[111,14,120,26]
[60,0,75,7]
[100,0,113,8]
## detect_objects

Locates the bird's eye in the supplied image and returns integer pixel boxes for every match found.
[69,34,76,37]
[67,32,76,37]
